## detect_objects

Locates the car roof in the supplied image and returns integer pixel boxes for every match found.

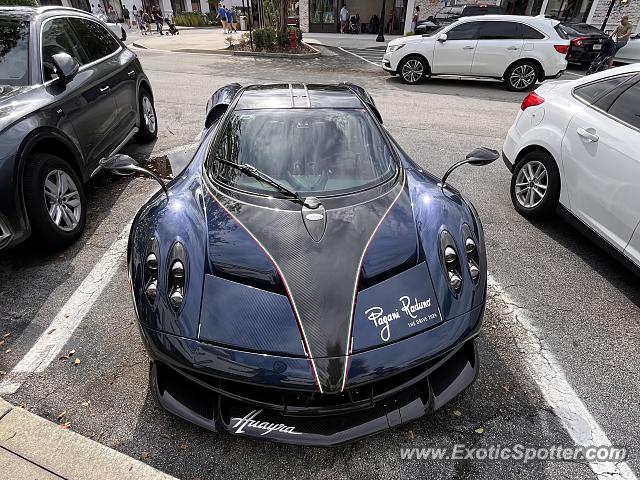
[0,5,93,20]
[458,14,556,24]
[235,84,364,110]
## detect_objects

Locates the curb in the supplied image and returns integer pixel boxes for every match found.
[0,396,176,480]
[232,42,321,59]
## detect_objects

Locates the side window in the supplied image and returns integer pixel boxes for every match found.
[573,75,633,104]
[477,21,521,40]
[521,24,545,39]
[447,22,478,40]
[67,18,119,63]
[41,18,89,81]
[607,83,640,129]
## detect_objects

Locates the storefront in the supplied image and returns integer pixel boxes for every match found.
[501,0,596,22]
[308,0,408,33]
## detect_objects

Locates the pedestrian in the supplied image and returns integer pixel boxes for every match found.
[218,4,228,33]
[339,4,349,34]
[226,7,236,33]
[608,15,633,68]
[123,5,131,28]
[107,4,116,22]
[154,7,164,35]
[231,7,239,32]
[132,5,139,27]
[143,8,152,34]
[411,5,419,33]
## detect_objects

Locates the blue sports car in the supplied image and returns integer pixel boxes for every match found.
[105,83,498,446]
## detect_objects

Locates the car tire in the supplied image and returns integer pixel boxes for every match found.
[510,150,560,219]
[135,88,157,143]
[23,153,86,250]
[399,55,427,85]
[504,61,539,91]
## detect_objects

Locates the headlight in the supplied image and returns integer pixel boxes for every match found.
[440,230,462,295]
[167,242,187,310]
[386,44,405,53]
[462,224,481,285]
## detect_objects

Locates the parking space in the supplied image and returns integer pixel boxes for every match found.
[0,46,637,480]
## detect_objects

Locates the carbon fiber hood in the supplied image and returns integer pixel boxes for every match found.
[202,174,411,392]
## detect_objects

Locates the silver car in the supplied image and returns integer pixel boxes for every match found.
[616,34,640,64]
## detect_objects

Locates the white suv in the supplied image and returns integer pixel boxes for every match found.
[383,15,569,91]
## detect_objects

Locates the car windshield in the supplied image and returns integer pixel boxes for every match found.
[435,7,463,19]
[0,17,29,86]
[558,23,602,37]
[207,109,397,197]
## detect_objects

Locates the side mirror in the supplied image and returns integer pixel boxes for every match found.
[51,52,79,82]
[97,154,168,196]
[441,147,499,188]
[437,33,448,42]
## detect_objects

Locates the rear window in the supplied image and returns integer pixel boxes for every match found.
[0,18,29,86]
[207,109,397,197]
[462,5,502,16]
[573,75,633,105]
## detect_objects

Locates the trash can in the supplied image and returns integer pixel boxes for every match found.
[240,15,247,30]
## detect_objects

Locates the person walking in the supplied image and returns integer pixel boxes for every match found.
[218,4,228,33]
[608,15,633,68]
[339,4,349,34]
[132,6,140,28]
[411,5,419,33]
[123,6,131,28]
[226,7,236,33]
[143,8,152,34]
[154,7,164,35]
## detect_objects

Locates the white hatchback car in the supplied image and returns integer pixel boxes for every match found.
[383,15,569,91]
[503,64,640,270]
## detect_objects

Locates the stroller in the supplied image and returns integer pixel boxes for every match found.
[349,14,359,34]
[586,37,615,75]
[165,16,179,35]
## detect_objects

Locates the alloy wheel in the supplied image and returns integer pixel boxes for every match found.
[142,96,156,133]
[510,64,536,90]
[43,169,82,232]
[402,59,424,83]
[514,160,548,208]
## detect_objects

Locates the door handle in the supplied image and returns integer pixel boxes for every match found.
[127,70,136,76]
[99,86,110,93]
[463,45,475,50]
[507,46,520,50]
[576,127,599,142]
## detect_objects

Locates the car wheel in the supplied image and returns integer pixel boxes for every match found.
[510,151,560,219]
[135,88,157,143]
[23,153,86,249]
[504,61,538,91]
[399,56,427,85]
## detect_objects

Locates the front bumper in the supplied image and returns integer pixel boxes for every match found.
[140,304,484,445]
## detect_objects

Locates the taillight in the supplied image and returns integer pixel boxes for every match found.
[570,36,588,48]
[554,44,569,54]
[520,91,544,111]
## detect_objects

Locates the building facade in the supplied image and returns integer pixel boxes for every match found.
[297,0,640,34]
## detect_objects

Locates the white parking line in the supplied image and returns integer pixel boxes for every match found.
[0,224,131,396]
[339,47,382,66]
[488,274,637,480]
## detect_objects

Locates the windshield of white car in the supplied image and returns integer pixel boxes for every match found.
[0,17,29,87]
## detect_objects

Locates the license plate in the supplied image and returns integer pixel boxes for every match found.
[592,44,602,50]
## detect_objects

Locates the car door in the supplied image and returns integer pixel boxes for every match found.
[40,16,118,176]
[561,77,640,252]
[68,17,138,140]
[431,21,478,75]
[470,21,523,76]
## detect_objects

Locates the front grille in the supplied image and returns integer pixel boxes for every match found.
[157,345,464,418]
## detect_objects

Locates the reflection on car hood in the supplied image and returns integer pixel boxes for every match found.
[0,84,44,133]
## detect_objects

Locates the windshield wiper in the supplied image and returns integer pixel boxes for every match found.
[218,159,315,208]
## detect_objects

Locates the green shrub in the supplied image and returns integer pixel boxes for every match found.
[263,27,276,47]
[405,31,415,36]
[174,12,210,27]
[0,0,39,5]
[275,29,288,47]
[252,28,266,49]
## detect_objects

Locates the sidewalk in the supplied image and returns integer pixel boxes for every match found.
[131,27,402,53]
[0,397,176,480]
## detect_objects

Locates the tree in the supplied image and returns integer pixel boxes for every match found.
[270,0,288,32]
[0,0,39,5]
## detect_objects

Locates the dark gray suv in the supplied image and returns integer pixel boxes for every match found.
[0,6,157,251]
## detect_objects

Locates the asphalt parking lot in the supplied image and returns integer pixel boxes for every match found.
[0,45,637,480]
